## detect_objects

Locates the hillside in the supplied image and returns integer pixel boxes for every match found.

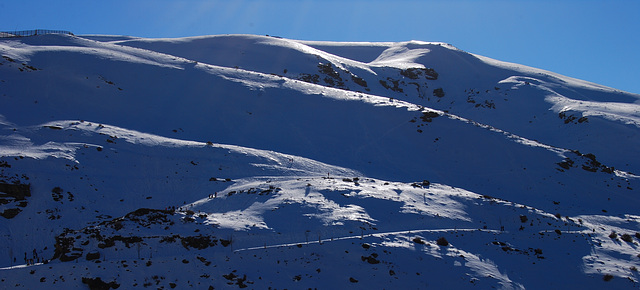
[0,33,639,289]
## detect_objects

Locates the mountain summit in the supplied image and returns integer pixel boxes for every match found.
[1,33,639,289]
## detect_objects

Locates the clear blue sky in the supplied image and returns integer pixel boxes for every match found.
[2,0,639,95]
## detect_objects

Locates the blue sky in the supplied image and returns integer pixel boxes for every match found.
[2,0,639,94]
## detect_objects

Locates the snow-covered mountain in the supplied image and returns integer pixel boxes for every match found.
[0,33,639,289]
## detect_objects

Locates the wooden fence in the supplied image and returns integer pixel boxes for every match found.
[0,29,74,38]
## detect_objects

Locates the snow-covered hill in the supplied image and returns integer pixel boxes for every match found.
[0,33,639,289]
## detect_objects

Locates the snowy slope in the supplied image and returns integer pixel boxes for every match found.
[0,33,639,289]
[111,34,640,174]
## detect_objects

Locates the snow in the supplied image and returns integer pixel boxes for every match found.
[0,33,639,289]
[547,95,640,127]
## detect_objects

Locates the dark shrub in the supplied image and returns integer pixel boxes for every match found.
[86,251,100,261]
[60,252,82,262]
[298,73,320,84]
[519,215,528,223]
[220,238,231,247]
[557,159,573,170]
[51,187,63,201]
[436,237,449,246]
[81,277,120,290]
[0,208,21,219]
[400,68,438,80]
[317,63,340,79]
[423,68,439,80]
[361,255,380,264]
[420,111,440,122]
[413,237,426,245]
[351,75,368,87]
[400,68,421,79]
[181,235,217,250]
